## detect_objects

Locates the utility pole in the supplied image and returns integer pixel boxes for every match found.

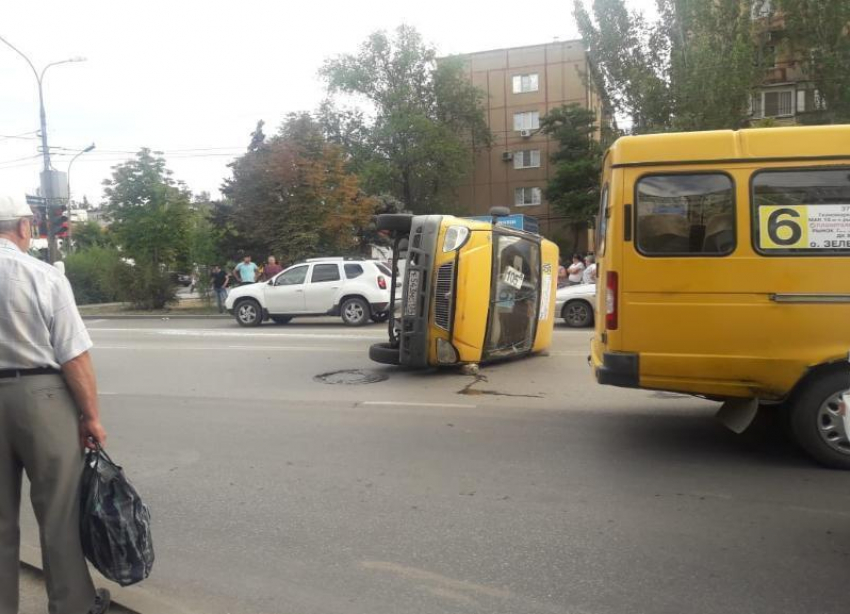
[65,143,95,255]
[0,34,86,262]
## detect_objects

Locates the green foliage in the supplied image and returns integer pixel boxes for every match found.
[65,247,130,305]
[222,113,375,264]
[103,149,192,269]
[777,0,850,123]
[575,0,763,132]
[71,220,112,251]
[540,104,602,229]
[357,193,407,252]
[123,262,177,310]
[102,149,192,309]
[320,25,492,214]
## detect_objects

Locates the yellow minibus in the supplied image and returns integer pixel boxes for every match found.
[369,210,559,368]
[590,125,850,468]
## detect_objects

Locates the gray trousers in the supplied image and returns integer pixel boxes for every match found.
[0,374,96,614]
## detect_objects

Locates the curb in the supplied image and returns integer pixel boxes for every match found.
[82,314,229,320]
[20,544,196,614]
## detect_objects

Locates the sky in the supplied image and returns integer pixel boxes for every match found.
[0,0,655,207]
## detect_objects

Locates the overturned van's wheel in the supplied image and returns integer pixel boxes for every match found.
[376,214,413,233]
[369,342,401,365]
[371,311,389,323]
[789,369,850,469]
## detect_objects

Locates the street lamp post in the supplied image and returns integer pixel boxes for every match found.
[0,34,86,262]
[65,143,95,254]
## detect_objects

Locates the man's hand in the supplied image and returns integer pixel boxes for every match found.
[80,417,107,450]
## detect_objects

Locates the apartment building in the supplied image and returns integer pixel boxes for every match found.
[749,6,827,124]
[453,41,603,245]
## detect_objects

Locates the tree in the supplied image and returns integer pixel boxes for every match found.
[540,104,603,252]
[102,149,192,308]
[70,220,112,251]
[575,0,764,132]
[776,0,850,123]
[320,25,492,214]
[222,114,375,264]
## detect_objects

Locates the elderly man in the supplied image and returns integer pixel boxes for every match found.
[0,196,110,614]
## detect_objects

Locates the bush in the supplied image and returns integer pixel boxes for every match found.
[123,263,177,310]
[65,247,130,305]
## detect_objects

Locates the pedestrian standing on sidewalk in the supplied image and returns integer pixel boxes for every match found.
[233,254,258,285]
[261,256,283,281]
[567,254,586,286]
[210,265,230,313]
[0,195,111,614]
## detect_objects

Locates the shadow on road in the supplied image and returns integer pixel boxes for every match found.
[594,406,815,471]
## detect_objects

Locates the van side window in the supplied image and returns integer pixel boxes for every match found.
[752,168,850,255]
[636,174,735,256]
[596,184,609,256]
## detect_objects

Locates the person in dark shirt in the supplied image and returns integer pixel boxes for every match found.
[210,265,230,313]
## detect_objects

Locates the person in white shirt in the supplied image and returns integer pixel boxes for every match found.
[582,255,598,284]
[566,254,585,286]
[0,195,110,614]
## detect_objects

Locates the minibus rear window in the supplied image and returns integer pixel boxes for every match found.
[752,168,850,255]
[635,173,735,256]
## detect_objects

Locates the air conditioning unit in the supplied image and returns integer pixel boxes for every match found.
[501,151,514,161]
[520,129,532,138]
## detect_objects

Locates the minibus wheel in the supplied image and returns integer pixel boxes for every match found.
[789,369,850,469]
[370,342,400,365]
[377,214,413,233]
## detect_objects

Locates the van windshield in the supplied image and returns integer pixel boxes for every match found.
[484,232,541,360]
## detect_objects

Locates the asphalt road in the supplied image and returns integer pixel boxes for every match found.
[19,318,850,614]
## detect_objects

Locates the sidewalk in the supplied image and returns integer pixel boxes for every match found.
[19,564,134,614]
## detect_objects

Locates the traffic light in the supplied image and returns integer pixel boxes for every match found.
[48,206,69,239]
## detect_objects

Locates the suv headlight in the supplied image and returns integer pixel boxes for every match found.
[442,226,470,252]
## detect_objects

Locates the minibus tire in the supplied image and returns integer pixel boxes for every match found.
[376,214,413,233]
[789,369,850,470]
[370,342,401,365]
[371,311,390,323]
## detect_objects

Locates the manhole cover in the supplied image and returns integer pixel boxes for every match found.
[314,369,389,385]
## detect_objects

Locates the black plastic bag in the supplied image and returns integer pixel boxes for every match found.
[79,445,154,586]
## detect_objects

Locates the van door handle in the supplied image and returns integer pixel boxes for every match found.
[770,293,850,303]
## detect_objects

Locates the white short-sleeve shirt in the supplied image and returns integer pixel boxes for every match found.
[0,238,92,369]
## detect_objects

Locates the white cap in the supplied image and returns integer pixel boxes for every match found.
[0,195,34,221]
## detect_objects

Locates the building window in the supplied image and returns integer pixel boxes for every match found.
[513,150,541,169]
[751,89,794,118]
[512,73,539,93]
[636,173,736,256]
[514,187,542,206]
[513,111,540,131]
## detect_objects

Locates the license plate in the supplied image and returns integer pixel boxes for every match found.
[405,270,420,316]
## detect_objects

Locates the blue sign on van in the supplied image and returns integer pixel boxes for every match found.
[467,214,539,234]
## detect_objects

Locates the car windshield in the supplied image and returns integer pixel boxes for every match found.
[483,232,541,360]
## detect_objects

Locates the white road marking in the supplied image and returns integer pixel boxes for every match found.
[94,345,362,352]
[360,401,477,409]
[87,328,384,340]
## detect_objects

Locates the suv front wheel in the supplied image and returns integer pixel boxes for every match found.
[340,297,370,326]
[235,299,263,327]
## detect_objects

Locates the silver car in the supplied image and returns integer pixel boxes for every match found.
[555,283,596,328]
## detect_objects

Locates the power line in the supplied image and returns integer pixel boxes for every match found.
[0,130,40,142]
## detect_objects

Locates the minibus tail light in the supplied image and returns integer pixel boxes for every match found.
[606,271,618,330]
[377,275,387,290]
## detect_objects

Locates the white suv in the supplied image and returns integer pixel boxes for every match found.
[225,258,394,327]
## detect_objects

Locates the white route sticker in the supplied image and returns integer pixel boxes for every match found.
[502,266,524,290]
[759,204,850,250]
[539,264,552,321]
